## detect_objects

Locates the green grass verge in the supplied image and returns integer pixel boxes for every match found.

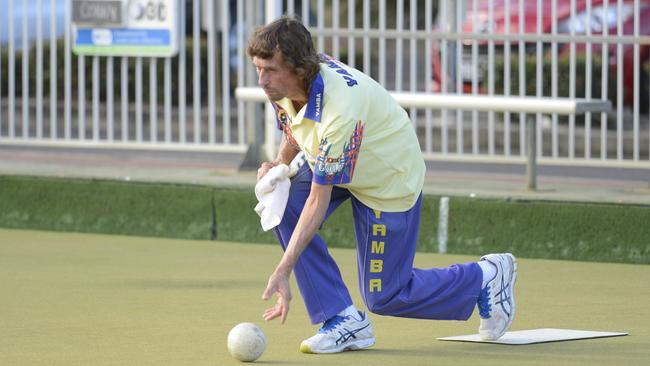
[1,175,649,264]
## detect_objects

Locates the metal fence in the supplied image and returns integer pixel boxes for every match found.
[1,0,649,167]
[0,0,255,153]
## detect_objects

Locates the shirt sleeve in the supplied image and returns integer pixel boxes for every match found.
[312,118,364,185]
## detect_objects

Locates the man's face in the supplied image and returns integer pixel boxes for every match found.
[253,52,304,102]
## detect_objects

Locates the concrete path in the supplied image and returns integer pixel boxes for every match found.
[1,144,648,205]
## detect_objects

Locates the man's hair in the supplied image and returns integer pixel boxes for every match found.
[247,15,321,90]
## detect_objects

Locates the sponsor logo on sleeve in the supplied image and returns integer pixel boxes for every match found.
[314,121,364,185]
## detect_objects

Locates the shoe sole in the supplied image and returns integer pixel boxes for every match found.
[300,337,376,354]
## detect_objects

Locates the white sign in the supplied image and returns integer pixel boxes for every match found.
[72,0,180,57]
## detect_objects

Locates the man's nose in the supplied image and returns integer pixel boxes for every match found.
[258,72,267,87]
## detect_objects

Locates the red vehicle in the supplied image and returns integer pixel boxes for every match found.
[431,0,650,112]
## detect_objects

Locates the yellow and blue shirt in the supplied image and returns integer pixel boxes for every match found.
[272,55,425,212]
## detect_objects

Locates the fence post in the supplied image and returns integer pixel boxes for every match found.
[527,117,537,191]
[437,196,449,254]
[239,102,266,170]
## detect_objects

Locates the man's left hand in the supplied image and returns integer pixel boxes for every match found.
[261,272,292,324]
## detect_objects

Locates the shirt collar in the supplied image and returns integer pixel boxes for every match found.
[303,72,324,123]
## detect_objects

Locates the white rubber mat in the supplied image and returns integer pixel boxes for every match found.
[437,328,628,345]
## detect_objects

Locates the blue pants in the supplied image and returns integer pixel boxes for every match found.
[274,164,482,324]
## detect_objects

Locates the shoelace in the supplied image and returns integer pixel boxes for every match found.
[319,315,347,333]
[477,286,492,318]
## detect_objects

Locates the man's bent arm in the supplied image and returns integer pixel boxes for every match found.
[258,137,300,181]
[274,137,300,166]
[276,182,332,275]
[261,182,333,323]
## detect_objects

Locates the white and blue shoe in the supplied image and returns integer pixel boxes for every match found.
[477,253,517,341]
[300,311,375,353]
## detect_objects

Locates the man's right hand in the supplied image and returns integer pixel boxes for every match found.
[257,161,279,181]
[261,271,292,324]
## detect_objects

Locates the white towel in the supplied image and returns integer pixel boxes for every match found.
[254,164,291,231]
[253,153,307,231]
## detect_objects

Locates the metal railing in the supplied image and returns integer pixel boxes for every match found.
[0,0,252,153]
[1,0,649,169]
[271,0,650,167]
